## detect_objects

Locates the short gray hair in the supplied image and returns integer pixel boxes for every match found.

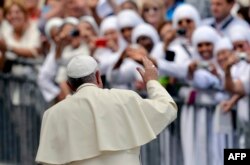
[67,72,96,89]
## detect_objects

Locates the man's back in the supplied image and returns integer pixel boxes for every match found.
[36,81,177,165]
[36,56,177,165]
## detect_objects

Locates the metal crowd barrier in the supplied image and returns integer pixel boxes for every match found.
[0,73,48,165]
[0,73,249,165]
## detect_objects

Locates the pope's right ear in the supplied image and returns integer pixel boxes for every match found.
[95,70,103,88]
[67,80,76,92]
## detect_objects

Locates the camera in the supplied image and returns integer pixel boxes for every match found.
[69,29,80,37]
[235,52,248,61]
[197,61,210,70]
[176,28,186,36]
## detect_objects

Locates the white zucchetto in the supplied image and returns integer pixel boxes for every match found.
[67,55,98,78]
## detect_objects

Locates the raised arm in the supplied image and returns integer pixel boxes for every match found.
[136,57,178,135]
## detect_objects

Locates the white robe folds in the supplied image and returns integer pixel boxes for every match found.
[36,80,177,165]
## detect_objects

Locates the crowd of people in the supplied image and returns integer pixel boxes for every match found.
[0,0,250,165]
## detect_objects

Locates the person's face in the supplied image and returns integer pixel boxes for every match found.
[197,42,214,60]
[46,0,61,8]
[7,4,27,30]
[160,23,176,44]
[120,2,138,12]
[211,0,233,21]
[233,40,250,52]
[143,4,163,27]
[65,0,87,18]
[104,29,119,46]
[137,36,154,53]
[24,0,39,10]
[121,27,133,43]
[217,49,232,68]
[78,22,97,42]
[177,18,195,39]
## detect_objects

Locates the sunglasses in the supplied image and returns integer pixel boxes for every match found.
[233,44,244,50]
[178,19,193,26]
[143,7,160,13]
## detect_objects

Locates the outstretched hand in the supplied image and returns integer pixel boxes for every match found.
[136,56,158,84]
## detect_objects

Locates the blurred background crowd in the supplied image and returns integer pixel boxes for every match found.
[0,0,250,165]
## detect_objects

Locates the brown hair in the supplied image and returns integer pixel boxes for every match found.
[158,20,172,33]
[4,0,28,17]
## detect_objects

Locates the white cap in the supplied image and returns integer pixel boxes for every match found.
[117,9,144,29]
[67,55,98,78]
[100,16,119,35]
[96,0,113,19]
[80,16,99,35]
[131,23,160,45]
[63,17,79,26]
[45,17,63,39]
[192,26,220,47]
[172,4,201,28]
[228,25,250,43]
[214,37,233,56]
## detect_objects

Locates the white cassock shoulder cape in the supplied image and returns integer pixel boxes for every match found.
[36,80,177,164]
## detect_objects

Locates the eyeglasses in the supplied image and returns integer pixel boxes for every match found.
[233,44,244,50]
[143,7,160,13]
[178,19,193,26]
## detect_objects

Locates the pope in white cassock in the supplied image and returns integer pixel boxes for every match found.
[35,54,178,165]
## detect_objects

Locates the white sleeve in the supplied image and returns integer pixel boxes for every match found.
[239,65,250,94]
[107,58,139,85]
[150,42,165,60]
[96,51,120,75]
[157,59,190,79]
[37,51,60,102]
[156,44,192,80]
[192,69,221,89]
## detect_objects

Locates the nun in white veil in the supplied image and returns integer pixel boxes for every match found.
[151,4,201,82]
[212,37,236,165]
[93,15,127,78]
[37,17,63,103]
[78,16,99,55]
[107,23,160,90]
[117,9,144,44]
[54,17,90,95]
[227,25,250,148]
[192,26,222,165]
[179,26,221,165]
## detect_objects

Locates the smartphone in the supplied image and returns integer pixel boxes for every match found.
[95,38,107,47]
[165,50,175,61]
